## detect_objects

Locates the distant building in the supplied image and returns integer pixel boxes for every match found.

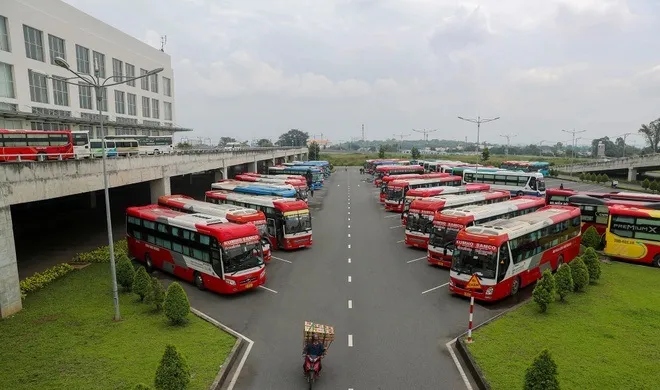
[307,139,330,147]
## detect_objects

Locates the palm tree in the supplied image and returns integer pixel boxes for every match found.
[639,119,660,153]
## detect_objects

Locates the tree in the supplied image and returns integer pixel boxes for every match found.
[582,247,601,283]
[601,173,609,183]
[147,277,166,311]
[570,257,589,292]
[578,173,585,181]
[532,269,555,313]
[154,345,191,390]
[218,137,236,146]
[638,119,660,153]
[308,141,321,161]
[591,137,617,158]
[175,142,192,149]
[651,181,659,193]
[411,147,421,159]
[276,129,309,147]
[164,282,190,325]
[581,226,601,249]
[133,266,152,301]
[378,145,385,158]
[523,349,560,390]
[256,138,273,147]
[555,263,573,302]
[116,254,135,292]
[481,147,490,162]
[642,178,651,191]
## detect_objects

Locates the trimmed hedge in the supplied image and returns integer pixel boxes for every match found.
[72,239,128,264]
[20,263,75,300]
[164,282,190,325]
[154,345,190,390]
[133,266,152,302]
[116,255,136,292]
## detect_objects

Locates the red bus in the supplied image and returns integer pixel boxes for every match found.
[401,184,492,223]
[546,188,660,205]
[603,205,660,267]
[158,195,272,262]
[449,205,582,301]
[365,159,407,174]
[205,190,312,250]
[374,164,425,186]
[244,172,307,181]
[385,176,463,213]
[379,173,449,203]
[427,196,546,267]
[126,205,266,294]
[234,174,309,200]
[404,191,511,249]
[0,129,74,162]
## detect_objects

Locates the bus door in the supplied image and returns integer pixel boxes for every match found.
[497,244,512,283]
[211,238,225,280]
[266,217,278,247]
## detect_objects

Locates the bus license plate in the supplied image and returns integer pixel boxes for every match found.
[245,283,253,289]
[463,291,472,297]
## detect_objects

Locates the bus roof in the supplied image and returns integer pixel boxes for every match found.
[158,195,266,223]
[234,175,306,187]
[211,180,297,197]
[205,190,309,212]
[389,175,463,188]
[405,183,490,198]
[376,165,424,172]
[462,169,542,177]
[437,196,545,223]
[608,204,660,216]
[409,190,510,212]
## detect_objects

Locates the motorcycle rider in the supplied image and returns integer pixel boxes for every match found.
[303,334,325,375]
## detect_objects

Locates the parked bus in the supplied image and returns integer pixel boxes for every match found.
[211,180,299,199]
[90,139,118,158]
[105,135,173,155]
[71,131,91,159]
[112,138,139,156]
[223,142,246,151]
[235,174,308,200]
[463,169,546,197]
[451,166,500,177]
[244,172,307,181]
[427,197,546,267]
[401,184,492,223]
[126,204,266,294]
[379,173,448,203]
[546,188,660,206]
[365,159,406,174]
[287,161,331,177]
[269,166,323,189]
[449,205,582,301]
[157,195,272,262]
[603,205,660,267]
[205,191,312,250]
[373,164,425,186]
[0,129,74,162]
[404,191,511,249]
[385,176,463,213]
[501,161,551,176]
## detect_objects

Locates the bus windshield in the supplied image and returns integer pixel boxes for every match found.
[430,224,462,251]
[284,213,312,235]
[405,213,434,234]
[451,243,498,279]
[387,187,404,202]
[222,243,264,274]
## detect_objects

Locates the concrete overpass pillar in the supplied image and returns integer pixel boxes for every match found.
[248,160,257,173]
[628,168,638,182]
[214,168,227,182]
[150,176,171,204]
[90,191,97,209]
[0,206,22,318]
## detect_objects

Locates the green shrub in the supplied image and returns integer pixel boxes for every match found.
[19,263,75,299]
[523,349,560,390]
[133,266,152,301]
[570,257,589,292]
[135,384,151,390]
[532,269,555,313]
[582,247,602,283]
[555,263,574,302]
[147,277,166,311]
[116,255,135,292]
[581,226,601,249]
[651,181,659,193]
[154,345,191,390]
[578,173,585,181]
[602,173,609,183]
[164,282,190,325]
[72,239,128,263]
[642,178,651,190]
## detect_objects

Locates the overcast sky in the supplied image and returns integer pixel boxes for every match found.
[63,0,659,146]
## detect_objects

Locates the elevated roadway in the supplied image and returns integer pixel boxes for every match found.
[556,153,660,181]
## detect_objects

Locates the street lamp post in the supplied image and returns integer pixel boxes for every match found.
[458,115,500,174]
[53,56,163,321]
[562,129,586,177]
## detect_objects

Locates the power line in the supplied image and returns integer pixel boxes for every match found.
[499,133,517,156]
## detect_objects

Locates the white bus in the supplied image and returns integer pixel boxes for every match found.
[462,169,546,197]
[105,135,173,155]
[71,131,91,159]
[223,142,246,151]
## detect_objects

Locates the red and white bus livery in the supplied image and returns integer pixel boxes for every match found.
[449,205,582,302]
[404,191,511,249]
[379,173,449,203]
[401,184,492,223]
[157,195,272,262]
[427,197,546,267]
[374,164,425,186]
[0,129,74,162]
[385,176,463,213]
[234,174,309,200]
[126,205,266,294]
[205,190,312,250]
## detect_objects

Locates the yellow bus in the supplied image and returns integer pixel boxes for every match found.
[603,205,660,267]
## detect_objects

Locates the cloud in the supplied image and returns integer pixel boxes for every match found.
[512,64,589,85]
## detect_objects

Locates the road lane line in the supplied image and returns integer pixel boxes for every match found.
[446,338,474,390]
[421,282,449,295]
[384,214,400,219]
[348,211,351,215]
[259,286,278,294]
[397,239,405,243]
[406,256,426,264]
[271,256,292,263]
[348,233,351,238]
[348,244,351,249]
[348,276,352,282]
[348,206,350,209]
[348,334,353,347]
[389,225,404,229]
[348,218,351,221]
[348,258,351,263]
[348,225,351,228]
[348,299,352,309]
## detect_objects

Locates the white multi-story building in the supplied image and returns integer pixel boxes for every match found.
[0,0,190,138]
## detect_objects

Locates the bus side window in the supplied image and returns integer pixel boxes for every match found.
[267,218,277,236]
[529,177,536,190]
[497,244,511,283]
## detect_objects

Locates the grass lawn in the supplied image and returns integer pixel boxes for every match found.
[0,264,235,390]
[467,261,660,390]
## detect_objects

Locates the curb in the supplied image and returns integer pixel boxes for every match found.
[190,308,251,390]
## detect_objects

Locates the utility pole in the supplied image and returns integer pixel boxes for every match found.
[539,140,547,157]
[562,129,586,176]
[499,133,517,156]
[618,132,632,158]
[458,115,500,174]
[412,128,438,146]
[362,124,365,142]
[393,132,410,153]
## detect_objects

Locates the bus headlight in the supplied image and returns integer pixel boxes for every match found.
[225,279,236,286]
[260,270,266,279]
[449,279,455,287]
[485,287,494,295]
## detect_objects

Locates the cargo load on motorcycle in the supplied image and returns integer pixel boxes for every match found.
[303,321,334,350]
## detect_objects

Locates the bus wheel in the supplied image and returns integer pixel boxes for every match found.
[144,253,154,273]
[653,255,660,268]
[510,277,521,296]
[194,272,206,290]
[516,191,524,197]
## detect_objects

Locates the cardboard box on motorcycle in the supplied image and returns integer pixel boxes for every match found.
[303,321,334,350]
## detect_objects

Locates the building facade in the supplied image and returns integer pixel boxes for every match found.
[0,0,190,138]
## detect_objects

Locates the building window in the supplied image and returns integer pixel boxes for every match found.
[28,70,48,103]
[142,96,150,117]
[93,51,106,78]
[31,121,70,131]
[0,117,21,128]
[0,16,10,52]
[150,74,158,93]
[98,87,108,111]
[164,102,172,121]
[52,76,69,106]
[125,63,135,87]
[163,77,171,97]
[112,58,123,82]
[78,82,93,109]
[76,45,90,74]
[115,90,125,114]
[140,69,149,91]
[152,99,159,119]
[0,62,15,98]
[23,25,44,62]
[127,93,137,116]
[48,34,66,65]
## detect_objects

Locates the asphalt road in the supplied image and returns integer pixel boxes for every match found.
[162,169,521,389]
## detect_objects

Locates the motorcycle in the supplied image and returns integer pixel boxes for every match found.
[303,354,322,389]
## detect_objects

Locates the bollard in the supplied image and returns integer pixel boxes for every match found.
[467,296,475,343]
